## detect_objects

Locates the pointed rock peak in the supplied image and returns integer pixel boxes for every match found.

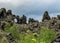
[1,8,6,13]
[42,11,51,21]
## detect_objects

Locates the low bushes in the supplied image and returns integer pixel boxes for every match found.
[4,23,56,43]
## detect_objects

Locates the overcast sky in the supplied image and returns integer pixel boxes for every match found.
[0,0,60,21]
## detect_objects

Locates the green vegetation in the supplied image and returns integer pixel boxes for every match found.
[39,27,56,43]
[2,23,56,43]
[1,37,7,43]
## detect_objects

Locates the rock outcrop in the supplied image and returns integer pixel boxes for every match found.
[0,8,60,43]
[42,11,51,22]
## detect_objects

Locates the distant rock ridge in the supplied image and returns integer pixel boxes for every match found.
[0,8,60,43]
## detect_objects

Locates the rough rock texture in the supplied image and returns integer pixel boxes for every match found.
[28,18,38,23]
[0,8,6,19]
[42,11,51,21]
[0,8,60,43]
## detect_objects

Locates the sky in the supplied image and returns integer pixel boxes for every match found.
[0,0,60,21]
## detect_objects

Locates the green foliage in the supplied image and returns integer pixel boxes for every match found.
[18,33,38,43]
[5,22,11,32]
[9,25,20,40]
[5,23,20,40]
[39,27,56,43]
[4,22,56,43]
[1,37,7,43]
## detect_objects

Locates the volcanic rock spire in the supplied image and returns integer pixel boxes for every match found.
[42,11,51,21]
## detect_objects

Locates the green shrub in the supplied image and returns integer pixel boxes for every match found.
[9,25,20,40]
[39,27,56,43]
[1,37,7,43]
[5,23,20,40]
[4,22,56,43]
[18,33,38,43]
[5,22,11,32]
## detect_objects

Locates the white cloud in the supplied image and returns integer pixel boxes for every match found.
[0,0,33,6]
[40,0,56,3]
[0,0,57,6]
[0,0,10,3]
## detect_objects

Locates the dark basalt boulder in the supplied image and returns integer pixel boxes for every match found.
[0,9,3,18]
[1,8,6,13]
[42,11,51,21]
[16,15,20,24]
[28,18,38,23]
[7,10,12,15]
[15,15,27,24]
[0,8,6,19]
[22,15,27,24]
[57,15,60,20]
[20,15,27,24]
[1,22,6,31]
[6,33,14,43]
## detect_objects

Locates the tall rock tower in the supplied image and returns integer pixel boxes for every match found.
[42,11,51,21]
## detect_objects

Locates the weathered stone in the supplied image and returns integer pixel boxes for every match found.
[7,10,12,15]
[7,33,14,42]
[57,15,60,20]
[28,18,38,23]
[20,15,27,24]
[42,11,51,21]
[16,15,20,23]
[0,8,6,18]
[1,22,6,31]
[1,8,6,13]
[6,15,13,22]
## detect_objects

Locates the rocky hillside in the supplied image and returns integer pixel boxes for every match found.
[0,8,60,43]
